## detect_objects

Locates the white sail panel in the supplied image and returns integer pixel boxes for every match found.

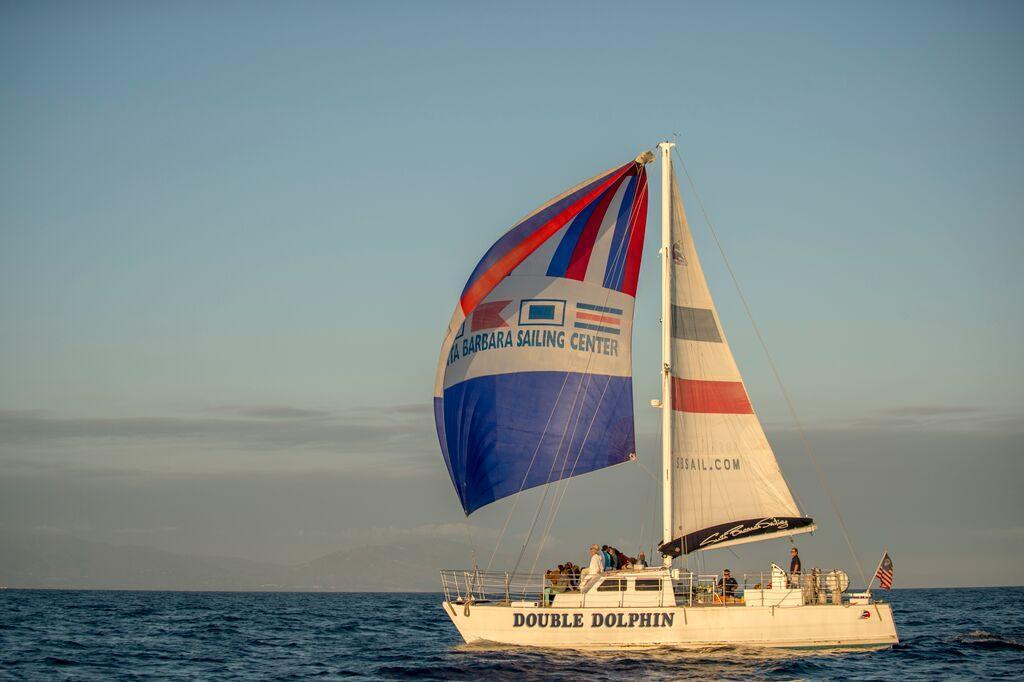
[660,164,813,556]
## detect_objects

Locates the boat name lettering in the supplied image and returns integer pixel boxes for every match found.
[512,612,674,629]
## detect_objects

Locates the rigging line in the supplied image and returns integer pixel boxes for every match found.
[515,354,605,585]
[527,170,649,552]
[527,369,616,581]
[484,364,576,572]
[490,166,647,573]
[509,363,593,577]
[462,520,479,572]
[672,147,868,586]
[525,175,650,578]
[533,172,649,522]
[632,453,659,558]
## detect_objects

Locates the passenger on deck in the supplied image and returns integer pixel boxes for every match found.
[582,545,604,590]
[634,551,648,568]
[718,569,738,598]
[614,547,630,569]
[790,547,802,581]
[565,562,580,589]
[601,545,614,570]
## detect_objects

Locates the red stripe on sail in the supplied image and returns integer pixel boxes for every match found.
[575,311,621,325]
[671,378,753,414]
[620,172,648,297]
[471,300,511,331]
[459,164,633,316]
[563,172,631,281]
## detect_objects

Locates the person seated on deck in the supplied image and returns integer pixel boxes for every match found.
[633,551,648,568]
[545,566,565,593]
[601,545,614,570]
[614,547,631,569]
[717,569,739,599]
[581,545,604,590]
[543,566,565,605]
[565,562,580,590]
[557,564,570,592]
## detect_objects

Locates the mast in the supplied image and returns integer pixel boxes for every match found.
[658,140,675,567]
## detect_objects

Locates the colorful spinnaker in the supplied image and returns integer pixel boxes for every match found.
[434,154,651,514]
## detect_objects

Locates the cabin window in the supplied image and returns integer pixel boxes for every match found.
[596,579,625,592]
[634,579,662,592]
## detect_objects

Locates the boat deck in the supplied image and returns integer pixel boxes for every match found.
[441,566,862,610]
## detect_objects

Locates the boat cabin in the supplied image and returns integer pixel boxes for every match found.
[551,569,675,608]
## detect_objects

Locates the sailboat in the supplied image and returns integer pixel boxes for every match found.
[433,143,898,649]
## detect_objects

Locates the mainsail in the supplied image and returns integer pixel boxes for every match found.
[659,161,814,556]
[435,154,651,514]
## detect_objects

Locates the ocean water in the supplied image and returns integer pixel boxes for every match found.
[1,588,1022,680]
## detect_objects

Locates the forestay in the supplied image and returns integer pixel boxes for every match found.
[434,154,650,514]
[659,162,814,556]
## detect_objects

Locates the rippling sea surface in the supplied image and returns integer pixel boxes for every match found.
[2,588,1022,680]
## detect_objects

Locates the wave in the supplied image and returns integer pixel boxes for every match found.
[954,630,1024,651]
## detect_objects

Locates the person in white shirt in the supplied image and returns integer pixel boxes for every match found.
[581,544,605,591]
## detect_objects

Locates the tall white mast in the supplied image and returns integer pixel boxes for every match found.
[658,140,676,567]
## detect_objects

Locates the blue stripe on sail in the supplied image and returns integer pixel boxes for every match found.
[434,396,455,492]
[576,302,623,315]
[603,174,638,291]
[573,322,620,335]
[439,371,635,515]
[546,200,599,278]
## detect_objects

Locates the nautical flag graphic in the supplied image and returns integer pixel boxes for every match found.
[471,300,511,332]
[874,553,894,590]
[518,299,566,326]
[574,302,622,335]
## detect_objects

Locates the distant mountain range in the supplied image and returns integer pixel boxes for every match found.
[0,530,513,591]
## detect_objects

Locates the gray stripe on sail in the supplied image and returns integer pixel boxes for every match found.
[671,305,722,343]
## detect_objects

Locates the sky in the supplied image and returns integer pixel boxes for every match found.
[1,1,1022,587]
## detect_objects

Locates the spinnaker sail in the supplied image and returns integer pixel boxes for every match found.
[434,154,651,514]
[659,161,814,556]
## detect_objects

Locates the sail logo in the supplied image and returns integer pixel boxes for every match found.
[699,518,791,548]
[519,299,566,327]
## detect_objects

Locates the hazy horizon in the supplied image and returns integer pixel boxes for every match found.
[2,2,1022,591]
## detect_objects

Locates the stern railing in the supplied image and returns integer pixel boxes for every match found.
[440,569,551,605]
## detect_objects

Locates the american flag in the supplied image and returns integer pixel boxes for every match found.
[874,552,894,590]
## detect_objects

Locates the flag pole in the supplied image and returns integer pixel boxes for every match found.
[866,549,886,595]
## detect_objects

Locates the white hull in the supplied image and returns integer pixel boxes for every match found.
[443,601,898,650]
